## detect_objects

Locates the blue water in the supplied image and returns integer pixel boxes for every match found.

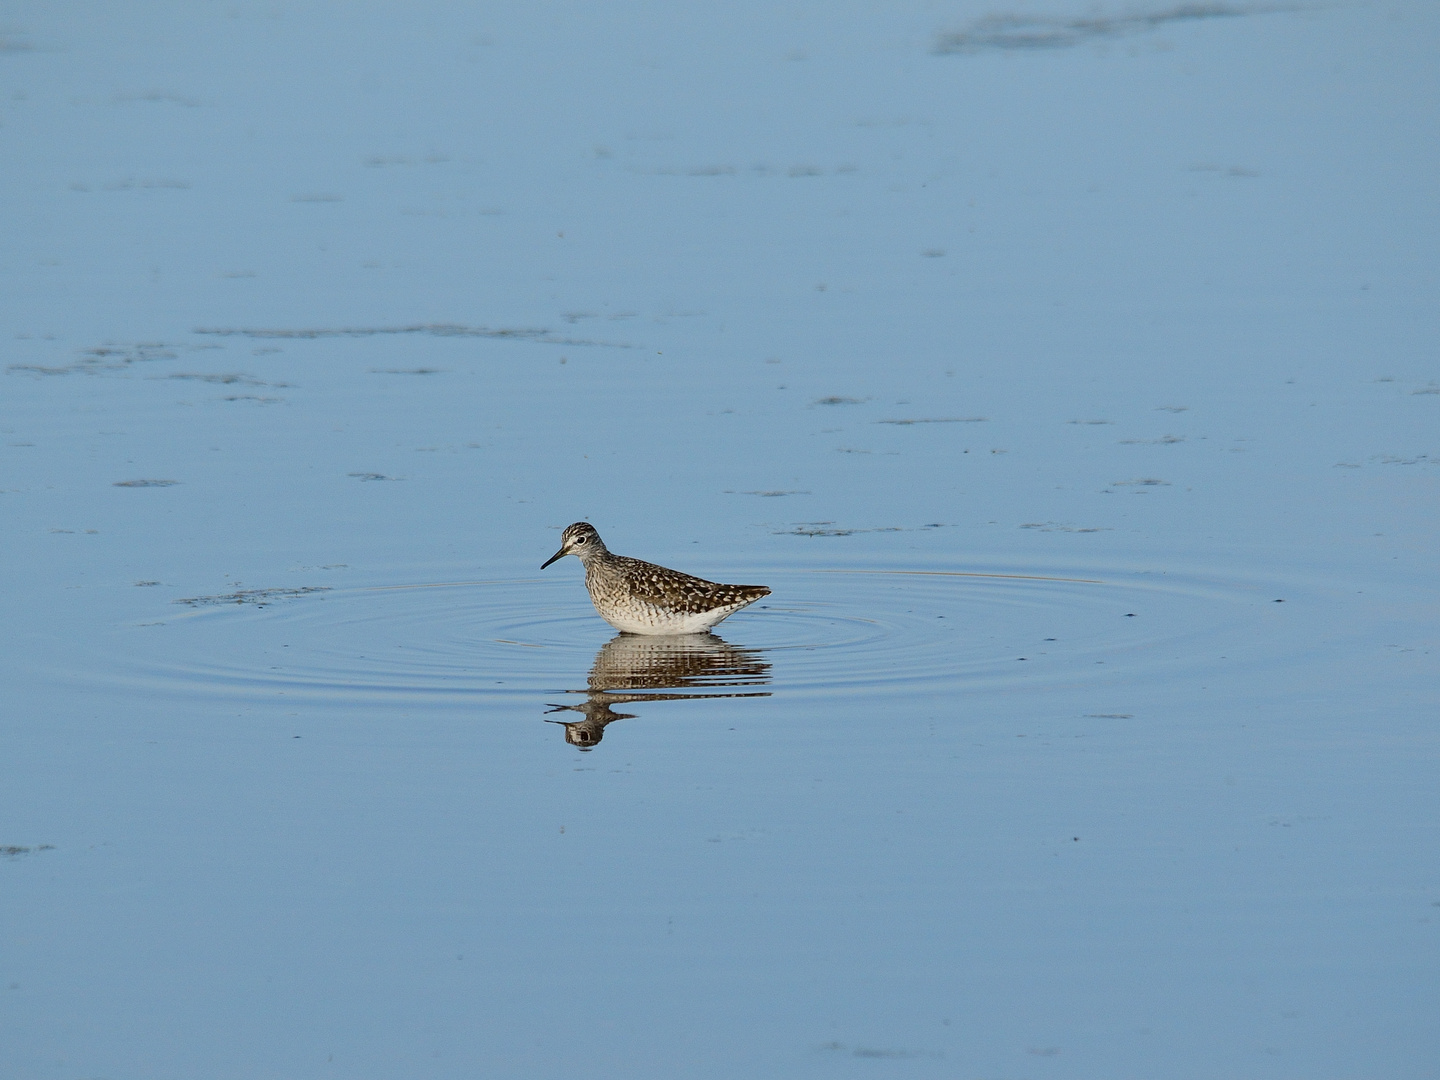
[3,2,1437,1076]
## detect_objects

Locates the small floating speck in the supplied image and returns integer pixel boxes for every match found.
[114,478,179,487]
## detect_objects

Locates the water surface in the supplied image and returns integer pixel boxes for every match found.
[3,2,1437,1077]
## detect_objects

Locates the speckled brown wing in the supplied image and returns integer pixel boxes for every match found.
[615,557,770,615]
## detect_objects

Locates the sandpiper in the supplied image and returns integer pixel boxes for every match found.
[541,522,770,635]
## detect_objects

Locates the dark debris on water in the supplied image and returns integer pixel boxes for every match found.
[192,324,633,348]
[877,416,987,425]
[776,522,951,537]
[173,586,331,608]
[9,343,179,376]
[933,3,1262,54]
[2,845,55,858]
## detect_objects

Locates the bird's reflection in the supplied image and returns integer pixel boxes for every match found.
[545,632,771,749]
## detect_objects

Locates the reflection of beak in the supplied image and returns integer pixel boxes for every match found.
[540,544,568,569]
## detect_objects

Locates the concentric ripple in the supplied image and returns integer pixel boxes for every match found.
[87,561,1295,712]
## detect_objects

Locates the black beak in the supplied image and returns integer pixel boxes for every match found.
[541,545,567,569]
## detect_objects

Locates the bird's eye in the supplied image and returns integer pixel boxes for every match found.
[575,535,587,544]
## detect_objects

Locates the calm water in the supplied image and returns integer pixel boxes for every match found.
[3,2,1437,1077]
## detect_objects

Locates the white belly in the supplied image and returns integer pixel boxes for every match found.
[597,601,740,635]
